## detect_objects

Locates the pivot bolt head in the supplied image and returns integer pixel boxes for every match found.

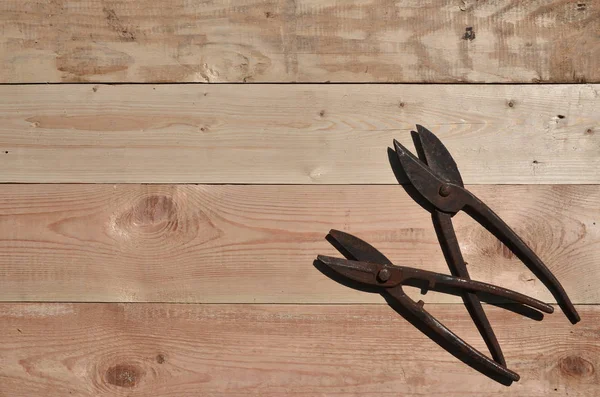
[439,184,451,197]
[377,268,391,282]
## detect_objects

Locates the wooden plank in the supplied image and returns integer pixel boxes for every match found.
[0,184,598,304]
[0,303,597,396]
[0,0,598,83]
[1,84,599,184]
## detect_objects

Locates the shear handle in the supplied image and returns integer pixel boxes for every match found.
[400,268,553,314]
[387,287,520,382]
[433,210,505,366]
[462,191,580,324]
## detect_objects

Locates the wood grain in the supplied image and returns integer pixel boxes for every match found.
[0,184,598,304]
[1,84,599,184]
[0,303,597,396]
[0,0,598,83]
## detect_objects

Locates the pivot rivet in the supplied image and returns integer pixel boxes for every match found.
[439,185,451,197]
[377,268,391,282]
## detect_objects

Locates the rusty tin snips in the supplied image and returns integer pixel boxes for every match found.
[315,125,580,383]
[393,125,579,326]
[318,231,553,383]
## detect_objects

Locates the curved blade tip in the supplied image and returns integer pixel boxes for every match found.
[328,229,343,237]
[393,139,409,156]
[415,124,428,133]
[316,255,342,267]
[327,229,348,245]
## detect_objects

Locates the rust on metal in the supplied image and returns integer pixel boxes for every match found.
[316,125,579,384]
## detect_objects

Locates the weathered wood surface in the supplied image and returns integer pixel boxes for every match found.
[0,303,597,396]
[1,0,598,83]
[1,84,598,184]
[0,184,597,304]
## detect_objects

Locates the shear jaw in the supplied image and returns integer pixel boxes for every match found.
[393,139,465,214]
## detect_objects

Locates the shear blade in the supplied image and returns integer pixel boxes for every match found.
[328,229,393,265]
[394,139,450,207]
[316,255,380,286]
[414,125,464,187]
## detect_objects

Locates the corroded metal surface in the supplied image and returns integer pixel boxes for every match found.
[317,125,579,384]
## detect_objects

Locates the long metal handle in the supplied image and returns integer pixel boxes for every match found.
[433,210,506,366]
[402,268,553,313]
[387,288,520,383]
[463,193,580,324]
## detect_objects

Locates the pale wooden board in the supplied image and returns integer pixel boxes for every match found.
[1,84,599,184]
[0,184,598,304]
[0,303,597,396]
[0,0,598,83]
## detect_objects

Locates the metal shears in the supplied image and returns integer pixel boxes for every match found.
[318,230,552,382]
[316,125,578,382]
[392,125,578,326]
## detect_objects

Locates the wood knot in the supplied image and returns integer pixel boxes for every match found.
[108,190,222,248]
[110,194,180,240]
[132,195,178,230]
[507,100,515,108]
[559,356,594,378]
[468,227,526,261]
[156,354,165,364]
[105,364,144,388]
[463,27,475,41]
[585,128,593,135]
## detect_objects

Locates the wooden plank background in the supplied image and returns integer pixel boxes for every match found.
[0,0,598,83]
[1,84,598,184]
[1,303,599,396]
[1,0,598,395]
[0,184,597,304]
